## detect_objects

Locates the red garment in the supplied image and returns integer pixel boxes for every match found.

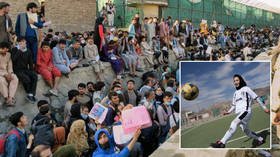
[99,25,104,51]
[37,48,61,80]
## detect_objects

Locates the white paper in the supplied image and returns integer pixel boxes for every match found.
[113,125,134,145]
[27,12,38,29]
[206,46,213,54]
[43,21,52,27]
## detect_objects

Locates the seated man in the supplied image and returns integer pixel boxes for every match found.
[84,37,104,81]
[170,34,185,59]
[0,42,18,106]
[66,40,83,67]
[140,36,154,68]
[11,37,38,103]
[151,36,163,64]
[124,37,138,77]
[37,41,61,96]
[52,39,76,75]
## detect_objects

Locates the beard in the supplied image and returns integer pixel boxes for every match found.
[100,141,110,150]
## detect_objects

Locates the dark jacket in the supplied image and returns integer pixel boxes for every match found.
[104,106,117,126]
[15,13,43,39]
[11,47,34,72]
[123,90,141,106]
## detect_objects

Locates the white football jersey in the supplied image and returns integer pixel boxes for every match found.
[232,86,258,113]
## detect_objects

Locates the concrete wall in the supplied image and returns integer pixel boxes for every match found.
[142,4,159,18]
[3,0,96,32]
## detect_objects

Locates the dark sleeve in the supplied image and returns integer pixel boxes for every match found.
[66,49,71,59]
[28,50,34,70]
[15,15,21,37]
[25,148,32,157]
[104,108,114,126]
[123,91,129,106]
[10,48,18,62]
[199,37,203,45]
[8,16,13,32]
[32,16,44,28]
[135,90,141,105]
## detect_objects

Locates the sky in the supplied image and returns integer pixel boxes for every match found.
[181,62,270,112]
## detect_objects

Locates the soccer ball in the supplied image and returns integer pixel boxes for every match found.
[181,83,199,100]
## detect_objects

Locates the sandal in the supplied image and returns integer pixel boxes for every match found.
[3,100,15,107]
[11,98,16,105]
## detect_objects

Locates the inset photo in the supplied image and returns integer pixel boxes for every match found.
[180,61,271,149]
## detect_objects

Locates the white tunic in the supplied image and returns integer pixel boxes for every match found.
[232,86,258,114]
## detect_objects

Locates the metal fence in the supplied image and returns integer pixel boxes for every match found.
[161,0,280,28]
[97,0,280,28]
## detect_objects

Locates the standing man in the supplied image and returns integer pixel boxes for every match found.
[4,112,34,157]
[0,2,12,43]
[123,80,141,106]
[15,2,47,64]
[106,1,115,27]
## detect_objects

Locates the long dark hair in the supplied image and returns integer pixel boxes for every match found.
[233,74,247,90]
[94,17,105,33]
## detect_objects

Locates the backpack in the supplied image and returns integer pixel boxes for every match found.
[0,129,21,155]
[31,116,55,147]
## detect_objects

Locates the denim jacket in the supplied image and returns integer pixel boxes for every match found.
[4,128,27,157]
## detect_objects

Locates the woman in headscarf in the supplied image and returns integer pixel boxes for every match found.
[210,74,269,148]
[52,127,66,153]
[94,17,106,60]
[66,120,89,156]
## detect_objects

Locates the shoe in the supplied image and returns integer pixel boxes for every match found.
[32,96,37,102]
[49,89,58,96]
[210,141,225,148]
[256,138,265,147]
[25,95,35,104]
[136,69,144,72]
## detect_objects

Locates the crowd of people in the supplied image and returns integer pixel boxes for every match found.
[0,1,180,157]
[0,0,279,157]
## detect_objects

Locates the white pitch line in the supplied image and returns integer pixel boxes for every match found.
[227,128,270,144]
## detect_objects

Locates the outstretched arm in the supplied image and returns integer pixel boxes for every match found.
[246,87,269,114]
[256,97,269,113]
[224,104,235,115]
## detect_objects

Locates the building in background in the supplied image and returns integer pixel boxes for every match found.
[8,0,96,32]
[97,0,280,28]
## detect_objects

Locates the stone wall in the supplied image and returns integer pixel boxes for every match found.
[3,0,96,32]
